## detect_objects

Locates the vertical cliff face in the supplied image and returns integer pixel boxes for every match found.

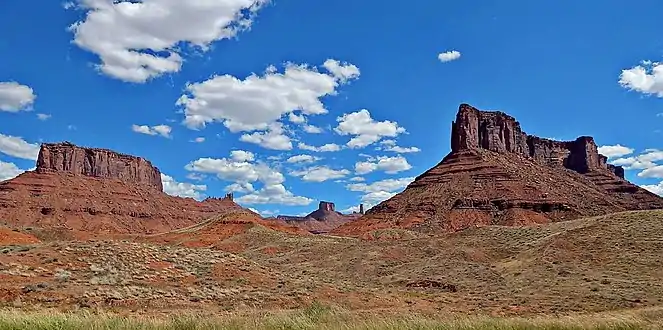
[319,201,335,212]
[36,142,163,191]
[451,104,624,176]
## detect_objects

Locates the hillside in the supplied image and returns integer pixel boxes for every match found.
[333,104,663,236]
[2,210,663,315]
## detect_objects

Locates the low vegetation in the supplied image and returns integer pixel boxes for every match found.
[0,304,661,330]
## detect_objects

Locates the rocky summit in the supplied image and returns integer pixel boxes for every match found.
[333,104,663,236]
[0,142,247,236]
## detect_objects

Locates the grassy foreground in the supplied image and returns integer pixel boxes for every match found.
[0,304,662,330]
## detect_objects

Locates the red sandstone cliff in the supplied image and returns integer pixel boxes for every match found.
[333,104,663,237]
[0,142,251,235]
[37,142,163,191]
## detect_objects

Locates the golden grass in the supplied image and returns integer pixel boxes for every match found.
[0,303,661,330]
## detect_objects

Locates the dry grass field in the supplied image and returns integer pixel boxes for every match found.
[1,210,663,327]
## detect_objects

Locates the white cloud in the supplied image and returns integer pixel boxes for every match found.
[191,137,205,143]
[186,157,283,185]
[322,59,360,83]
[286,154,321,163]
[344,177,414,206]
[185,151,311,206]
[225,182,255,194]
[298,142,342,152]
[354,155,412,174]
[347,177,415,194]
[386,146,421,153]
[638,165,663,179]
[132,124,172,138]
[290,166,350,182]
[0,134,40,160]
[303,124,323,134]
[619,61,663,97]
[0,82,36,112]
[641,181,663,196]
[598,144,634,158]
[438,50,461,63]
[36,113,51,121]
[239,123,293,150]
[68,0,268,83]
[611,149,663,170]
[235,184,313,206]
[335,109,405,148]
[0,160,27,181]
[288,112,306,124]
[339,205,364,214]
[361,191,397,204]
[177,60,360,132]
[349,176,365,182]
[230,150,255,162]
[161,173,207,200]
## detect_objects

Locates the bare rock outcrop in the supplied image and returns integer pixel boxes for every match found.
[333,104,663,237]
[451,104,625,175]
[0,142,250,235]
[37,142,163,191]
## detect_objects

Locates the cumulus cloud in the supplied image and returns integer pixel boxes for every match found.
[132,124,172,138]
[161,173,207,200]
[642,181,663,196]
[354,155,412,175]
[349,176,365,182]
[230,150,255,162]
[322,59,360,83]
[235,184,313,206]
[438,50,461,63]
[298,142,342,152]
[619,61,663,97]
[378,139,421,153]
[611,149,663,170]
[638,166,663,179]
[598,144,634,158]
[239,123,293,150]
[177,60,360,132]
[68,0,268,82]
[0,82,36,112]
[286,155,321,163]
[185,151,311,206]
[0,133,40,160]
[346,177,414,206]
[335,109,405,148]
[289,166,350,182]
[0,160,27,181]
[225,182,255,194]
[303,124,323,134]
[191,137,205,143]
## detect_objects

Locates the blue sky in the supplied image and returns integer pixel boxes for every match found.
[2,0,663,216]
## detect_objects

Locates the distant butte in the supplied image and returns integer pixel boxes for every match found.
[274,201,362,233]
[0,142,252,236]
[333,104,663,237]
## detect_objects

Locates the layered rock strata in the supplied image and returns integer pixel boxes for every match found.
[0,142,245,235]
[333,104,663,236]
